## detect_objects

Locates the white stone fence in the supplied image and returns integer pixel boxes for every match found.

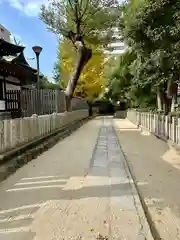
[0,109,88,154]
[127,110,180,145]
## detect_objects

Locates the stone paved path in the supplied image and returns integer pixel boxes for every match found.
[114,118,180,240]
[0,117,153,240]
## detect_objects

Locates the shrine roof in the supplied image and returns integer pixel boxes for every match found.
[0,39,24,57]
[0,40,43,79]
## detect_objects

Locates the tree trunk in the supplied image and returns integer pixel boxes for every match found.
[171,96,176,112]
[171,83,178,112]
[157,88,163,111]
[65,42,92,111]
[163,93,172,115]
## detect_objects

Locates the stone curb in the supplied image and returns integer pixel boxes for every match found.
[0,117,91,182]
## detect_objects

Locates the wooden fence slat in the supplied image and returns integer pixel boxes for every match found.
[5,89,88,118]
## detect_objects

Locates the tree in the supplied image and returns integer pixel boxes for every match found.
[106,49,157,108]
[105,50,134,102]
[39,76,62,90]
[40,0,121,110]
[120,0,180,113]
[57,39,106,100]
[53,62,61,83]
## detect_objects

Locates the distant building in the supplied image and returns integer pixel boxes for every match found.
[104,28,127,56]
[0,24,11,42]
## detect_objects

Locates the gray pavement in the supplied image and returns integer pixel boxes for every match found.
[114,118,180,240]
[0,117,153,240]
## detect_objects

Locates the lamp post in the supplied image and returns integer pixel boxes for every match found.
[32,46,42,89]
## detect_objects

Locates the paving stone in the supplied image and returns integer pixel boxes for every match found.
[0,117,153,240]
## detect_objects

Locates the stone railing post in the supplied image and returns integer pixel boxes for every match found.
[172,117,176,144]
[178,118,180,145]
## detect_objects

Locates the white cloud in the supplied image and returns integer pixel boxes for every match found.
[9,0,23,10]
[24,2,43,16]
[7,0,48,16]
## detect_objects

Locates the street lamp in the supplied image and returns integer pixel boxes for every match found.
[32,45,42,89]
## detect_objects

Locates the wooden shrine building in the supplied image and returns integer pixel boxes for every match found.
[0,39,41,118]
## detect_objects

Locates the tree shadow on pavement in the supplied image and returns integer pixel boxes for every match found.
[0,179,136,240]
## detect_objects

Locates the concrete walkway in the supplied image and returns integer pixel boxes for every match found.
[114,118,180,240]
[0,117,152,240]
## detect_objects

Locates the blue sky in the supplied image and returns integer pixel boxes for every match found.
[0,0,58,81]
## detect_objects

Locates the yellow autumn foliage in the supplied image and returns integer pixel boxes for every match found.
[59,40,107,100]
